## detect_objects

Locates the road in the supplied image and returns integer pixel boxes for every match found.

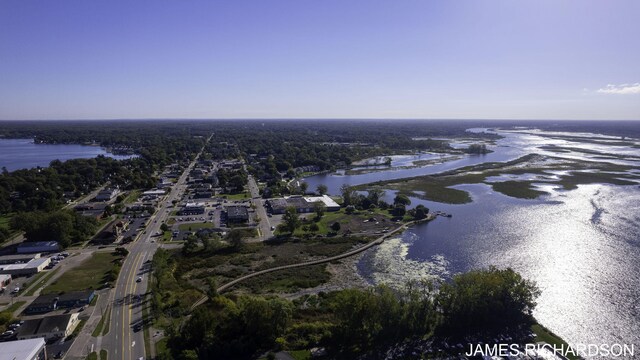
[246,174,273,242]
[102,137,209,360]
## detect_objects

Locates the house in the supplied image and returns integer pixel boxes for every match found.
[17,313,80,341]
[17,241,60,254]
[226,206,249,223]
[95,188,119,202]
[0,338,47,360]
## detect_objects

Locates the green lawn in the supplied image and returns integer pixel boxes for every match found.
[100,349,108,360]
[532,323,578,360]
[123,190,141,204]
[178,222,214,231]
[87,352,98,360]
[289,350,312,360]
[0,214,12,229]
[43,252,122,294]
[23,269,59,296]
[222,191,250,200]
[3,301,26,315]
[92,306,111,337]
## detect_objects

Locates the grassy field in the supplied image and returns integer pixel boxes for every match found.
[123,189,141,204]
[2,301,26,315]
[178,222,214,231]
[87,352,98,360]
[100,349,107,360]
[532,323,578,360]
[23,269,60,296]
[0,214,12,229]
[289,350,312,360]
[222,191,250,200]
[43,252,122,294]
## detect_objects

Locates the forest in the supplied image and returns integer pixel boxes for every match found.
[151,248,539,360]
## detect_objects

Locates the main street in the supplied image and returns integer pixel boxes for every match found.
[102,137,209,360]
[247,174,273,242]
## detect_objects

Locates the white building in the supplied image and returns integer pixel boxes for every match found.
[0,257,50,276]
[0,338,46,360]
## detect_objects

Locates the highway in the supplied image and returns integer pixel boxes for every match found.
[103,138,209,360]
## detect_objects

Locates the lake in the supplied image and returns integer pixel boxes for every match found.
[0,138,136,171]
[307,128,640,348]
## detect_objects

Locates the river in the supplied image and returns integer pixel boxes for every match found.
[305,128,640,350]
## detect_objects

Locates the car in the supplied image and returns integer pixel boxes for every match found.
[54,351,65,359]
[2,330,13,336]
[136,277,142,283]
[11,287,19,294]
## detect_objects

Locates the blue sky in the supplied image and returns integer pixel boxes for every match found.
[1,0,639,120]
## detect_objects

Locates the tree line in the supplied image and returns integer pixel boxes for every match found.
[159,267,539,359]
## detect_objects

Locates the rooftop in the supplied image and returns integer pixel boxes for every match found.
[0,338,45,360]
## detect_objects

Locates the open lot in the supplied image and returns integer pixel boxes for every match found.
[42,252,123,294]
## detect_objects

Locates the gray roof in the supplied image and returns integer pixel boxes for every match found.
[0,338,45,360]
[18,314,75,337]
[226,205,248,218]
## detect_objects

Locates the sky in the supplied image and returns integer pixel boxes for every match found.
[0,0,639,120]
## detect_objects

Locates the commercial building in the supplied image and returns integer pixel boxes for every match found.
[266,195,341,214]
[25,290,96,314]
[180,202,205,215]
[95,188,119,201]
[17,241,60,254]
[226,205,249,223]
[17,313,80,341]
[0,253,41,265]
[0,258,50,276]
[0,338,47,360]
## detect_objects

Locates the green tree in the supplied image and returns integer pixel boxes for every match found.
[437,267,540,334]
[281,207,301,234]
[331,221,341,232]
[393,194,411,207]
[313,202,326,221]
[316,184,328,195]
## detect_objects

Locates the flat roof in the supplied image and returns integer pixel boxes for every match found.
[226,205,248,217]
[17,241,59,248]
[304,195,341,208]
[0,257,49,271]
[0,338,45,360]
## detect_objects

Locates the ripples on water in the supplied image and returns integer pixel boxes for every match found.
[359,184,640,347]
[349,128,640,349]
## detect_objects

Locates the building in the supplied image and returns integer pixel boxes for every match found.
[226,206,249,223]
[0,253,41,265]
[267,195,341,214]
[95,188,119,202]
[25,290,96,314]
[194,191,214,199]
[0,258,50,276]
[74,203,106,219]
[180,202,205,215]
[303,195,341,211]
[142,189,167,198]
[0,274,11,289]
[17,313,80,341]
[17,241,60,254]
[0,338,47,360]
